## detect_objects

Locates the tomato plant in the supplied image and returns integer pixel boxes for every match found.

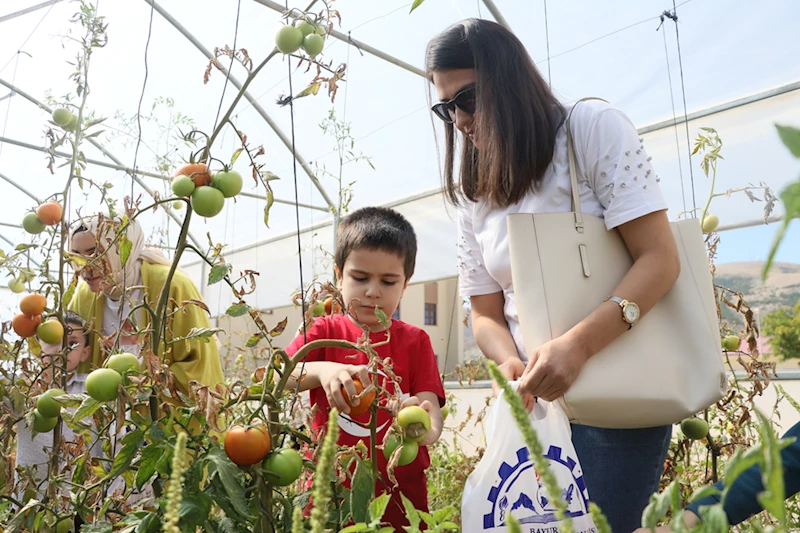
[397,406,431,443]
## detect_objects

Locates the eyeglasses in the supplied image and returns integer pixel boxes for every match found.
[431,86,477,123]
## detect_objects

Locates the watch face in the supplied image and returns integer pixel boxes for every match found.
[624,303,640,323]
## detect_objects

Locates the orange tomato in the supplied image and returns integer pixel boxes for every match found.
[36,202,63,226]
[175,163,211,187]
[13,313,42,338]
[224,425,271,466]
[19,293,47,316]
[343,377,375,417]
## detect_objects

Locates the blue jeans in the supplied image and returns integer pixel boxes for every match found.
[572,424,672,533]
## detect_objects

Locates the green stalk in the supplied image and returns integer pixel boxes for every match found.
[310,409,340,533]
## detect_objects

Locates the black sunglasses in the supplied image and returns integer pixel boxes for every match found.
[431,85,477,123]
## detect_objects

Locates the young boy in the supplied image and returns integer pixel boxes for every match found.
[15,311,94,495]
[285,207,446,530]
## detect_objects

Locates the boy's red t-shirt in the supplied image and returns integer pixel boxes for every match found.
[285,313,446,529]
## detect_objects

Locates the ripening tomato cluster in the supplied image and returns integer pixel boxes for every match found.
[170,162,243,218]
[51,107,80,132]
[12,293,53,340]
[310,296,343,317]
[21,201,63,238]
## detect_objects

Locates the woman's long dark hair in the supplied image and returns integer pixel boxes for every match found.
[426,19,565,208]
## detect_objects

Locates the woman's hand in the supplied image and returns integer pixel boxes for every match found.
[319,364,370,415]
[494,357,535,411]
[518,334,591,402]
[400,393,443,447]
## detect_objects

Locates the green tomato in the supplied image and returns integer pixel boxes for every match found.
[702,214,719,233]
[191,186,225,218]
[722,335,741,351]
[37,319,64,344]
[171,175,196,197]
[397,406,431,443]
[297,20,315,37]
[680,417,709,440]
[104,352,140,378]
[172,200,184,210]
[441,405,450,421]
[275,25,304,54]
[8,277,25,294]
[212,169,243,198]
[52,108,73,128]
[315,23,327,35]
[311,300,326,317]
[86,368,122,402]
[383,434,418,466]
[32,409,58,433]
[263,448,304,486]
[37,388,66,418]
[22,212,46,234]
[64,114,79,132]
[302,34,325,57]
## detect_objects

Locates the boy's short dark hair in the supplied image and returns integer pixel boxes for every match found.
[63,311,89,346]
[335,207,417,280]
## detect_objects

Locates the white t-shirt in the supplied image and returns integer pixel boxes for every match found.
[15,374,104,493]
[102,276,143,358]
[457,100,668,362]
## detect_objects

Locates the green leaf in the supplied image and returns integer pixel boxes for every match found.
[206,447,251,519]
[641,480,679,529]
[417,511,436,527]
[74,396,101,420]
[409,0,426,13]
[179,327,223,343]
[400,492,421,530]
[776,124,800,157]
[698,503,728,533]
[135,443,164,490]
[505,514,522,533]
[120,232,132,267]
[368,493,391,524]
[16,243,37,251]
[108,429,145,479]
[226,302,250,317]
[246,333,263,348]
[63,276,77,308]
[179,492,212,529]
[350,459,373,524]
[134,512,160,533]
[763,181,800,281]
[437,522,459,531]
[208,263,230,285]
[688,484,720,503]
[230,148,243,166]
[432,507,454,524]
[263,190,274,228]
[339,524,372,533]
[755,408,786,525]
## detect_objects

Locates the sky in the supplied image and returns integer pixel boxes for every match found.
[0,0,798,308]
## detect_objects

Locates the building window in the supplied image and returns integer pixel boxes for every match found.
[424,303,437,326]
[392,304,400,320]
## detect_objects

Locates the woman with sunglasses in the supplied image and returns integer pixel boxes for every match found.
[427,19,680,532]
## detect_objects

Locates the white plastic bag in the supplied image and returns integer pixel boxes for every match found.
[462,385,597,533]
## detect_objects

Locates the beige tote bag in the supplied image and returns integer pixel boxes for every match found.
[506,99,727,429]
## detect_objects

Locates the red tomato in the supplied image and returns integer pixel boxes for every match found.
[224,425,271,466]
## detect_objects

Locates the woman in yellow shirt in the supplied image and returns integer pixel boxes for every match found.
[68,214,224,394]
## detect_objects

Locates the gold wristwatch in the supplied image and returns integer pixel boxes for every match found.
[605,296,640,328]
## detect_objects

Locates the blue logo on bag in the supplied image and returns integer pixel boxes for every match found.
[483,445,590,529]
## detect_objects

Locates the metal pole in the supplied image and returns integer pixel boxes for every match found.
[480,0,512,31]
[0,232,41,267]
[250,0,426,78]
[0,170,42,203]
[144,0,338,210]
[638,81,800,135]
[0,135,325,212]
[0,222,23,229]
[717,214,795,233]
[0,0,66,24]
